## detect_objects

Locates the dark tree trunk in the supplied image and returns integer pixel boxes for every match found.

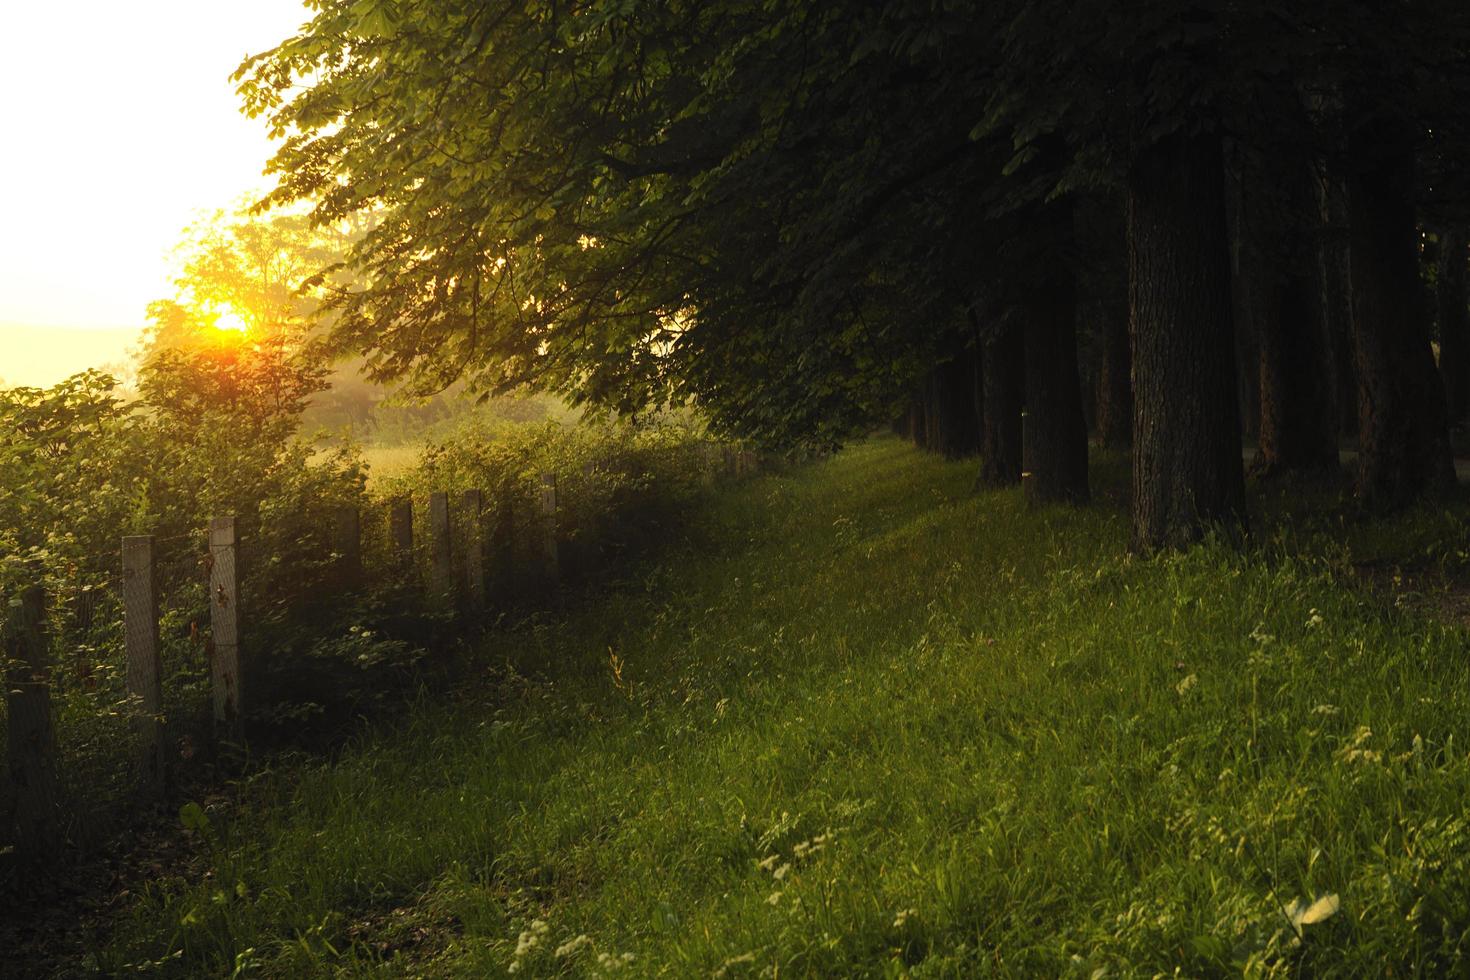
[1317,167,1359,438]
[907,397,927,449]
[1022,203,1090,503]
[1438,228,1470,425]
[1348,118,1455,510]
[978,320,1024,486]
[1226,166,1262,445]
[923,374,941,452]
[1096,303,1132,450]
[1078,193,1132,450]
[1128,132,1247,551]
[1243,156,1339,478]
[931,345,983,459]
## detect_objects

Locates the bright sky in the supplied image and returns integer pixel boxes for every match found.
[0,0,311,386]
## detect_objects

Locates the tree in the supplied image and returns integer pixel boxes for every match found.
[235,0,1470,547]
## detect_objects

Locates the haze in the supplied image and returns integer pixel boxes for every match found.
[0,0,308,386]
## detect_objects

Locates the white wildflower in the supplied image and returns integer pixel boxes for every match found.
[555,934,593,958]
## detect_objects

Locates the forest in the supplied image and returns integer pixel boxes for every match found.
[8,0,1470,975]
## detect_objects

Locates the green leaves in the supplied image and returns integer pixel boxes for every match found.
[179,801,213,836]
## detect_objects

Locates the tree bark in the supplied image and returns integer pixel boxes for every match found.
[1128,132,1247,551]
[1348,117,1455,511]
[1023,203,1090,503]
[1438,228,1470,425]
[978,320,1024,486]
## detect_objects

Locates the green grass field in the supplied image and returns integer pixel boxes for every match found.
[98,439,1470,976]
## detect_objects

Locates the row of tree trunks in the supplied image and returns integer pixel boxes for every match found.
[1235,149,1340,479]
[901,126,1457,546]
[1348,116,1455,512]
[899,338,984,459]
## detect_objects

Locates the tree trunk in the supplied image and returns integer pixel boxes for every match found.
[1128,132,1247,551]
[907,397,927,449]
[1096,302,1132,450]
[1317,167,1359,439]
[931,344,983,459]
[1226,165,1262,446]
[978,320,1023,486]
[1023,203,1090,503]
[1245,156,1339,478]
[1438,228,1470,425]
[1078,194,1133,451]
[1348,117,1455,511]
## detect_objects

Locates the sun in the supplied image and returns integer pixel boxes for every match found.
[212,306,251,336]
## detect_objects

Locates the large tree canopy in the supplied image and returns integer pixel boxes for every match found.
[240,0,1470,547]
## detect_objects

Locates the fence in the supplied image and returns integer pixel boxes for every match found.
[2,446,765,865]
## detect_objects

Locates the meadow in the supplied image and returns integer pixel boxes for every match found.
[93,438,1470,976]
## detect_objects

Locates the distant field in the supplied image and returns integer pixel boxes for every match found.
[358,443,424,486]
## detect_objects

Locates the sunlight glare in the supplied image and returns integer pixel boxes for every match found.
[213,307,250,336]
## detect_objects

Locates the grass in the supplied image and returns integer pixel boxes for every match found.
[96,438,1470,976]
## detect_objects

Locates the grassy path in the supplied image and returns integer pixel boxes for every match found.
[99,440,1470,976]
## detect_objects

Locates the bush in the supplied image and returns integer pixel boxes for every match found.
[1,369,721,871]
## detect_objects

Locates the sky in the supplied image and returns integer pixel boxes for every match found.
[0,0,312,386]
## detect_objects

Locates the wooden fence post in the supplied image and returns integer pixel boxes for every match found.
[539,473,559,581]
[389,497,413,570]
[460,489,485,613]
[332,505,362,590]
[122,535,165,799]
[429,491,453,599]
[722,447,736,477]
[209,516,243,743]
[5,568,58,855]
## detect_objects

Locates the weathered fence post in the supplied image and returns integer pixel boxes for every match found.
[389,497,413,570]
[122,535,165,799]
[332,505,362,590]
[460,489,485,613]
[5,568,58,855]
[539,473,559,581]
[722,447,736,477]
[209,516,243,743]
[429,491,453,599]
